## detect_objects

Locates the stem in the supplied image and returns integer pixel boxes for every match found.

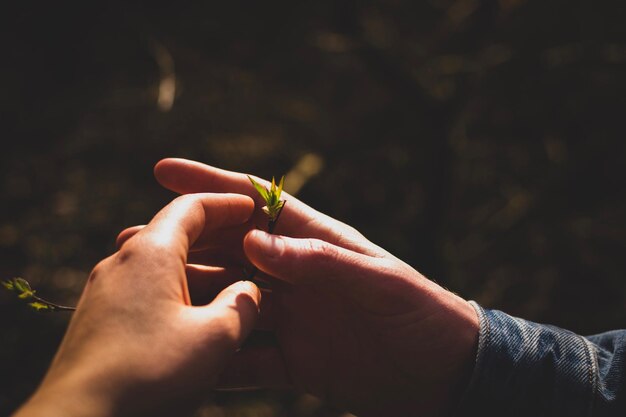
[246,202,286,283]
[268,201,286,234]
[245,266,259,281]
[31,294,76,312]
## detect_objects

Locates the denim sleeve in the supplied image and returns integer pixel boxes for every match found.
[456,302,625,417]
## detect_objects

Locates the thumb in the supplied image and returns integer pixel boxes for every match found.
[243,229,379,288]
[204,280,261,350]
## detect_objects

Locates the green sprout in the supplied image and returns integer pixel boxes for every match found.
[2,277,76,312]
[247,175,286,224]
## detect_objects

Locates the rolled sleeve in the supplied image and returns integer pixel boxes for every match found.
[457,302,598,416]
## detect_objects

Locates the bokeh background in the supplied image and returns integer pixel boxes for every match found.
[2,1,626,415]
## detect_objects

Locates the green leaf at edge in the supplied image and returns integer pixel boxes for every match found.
[276,175,285,200]
[248,176,270,202]
[14,278,32,293]
[28,302,54,311]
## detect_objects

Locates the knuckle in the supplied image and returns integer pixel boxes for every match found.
[88,257,112,283]
[172,193,197,206]
[116,235,171,268]
[344,223,364,238]
[170,193,205,215]
[304,238,339,264]
[215,197,234,228]
[116,238,145,263]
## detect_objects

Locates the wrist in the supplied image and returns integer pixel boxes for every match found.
[397,283,479,417]
[14,377,114,417]
[13,353,127,417]
[430,293,480,416]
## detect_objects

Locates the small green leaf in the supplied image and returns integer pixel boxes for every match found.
[9,278,35,299]
[248,176,270,202]
[267,179,277,206]
[276,175,285,199]
[13,278,32,293]
[3,278,34,299]
[249,174,286,221]
[28,301,53,311]
[3,277,75,312]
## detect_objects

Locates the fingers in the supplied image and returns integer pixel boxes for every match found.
[243,229,433,314]
[186,248,244,268]
[204,280,262,348]
[153,158,312,235]
[217,345,291,390]
[122,193,254,266]
[154,158,384,257]
[154,158,252,196]
[116,225,145,248]
[119,224,251,266]
[186,264,241,305]
[187,264,277,330]
[243,229,376,287]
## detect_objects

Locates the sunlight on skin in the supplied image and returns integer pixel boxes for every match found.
[14,193,261,417]
[145,159,480,417]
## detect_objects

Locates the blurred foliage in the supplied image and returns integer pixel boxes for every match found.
[1,0,626,415]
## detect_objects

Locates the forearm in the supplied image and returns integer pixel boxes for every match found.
[13,379,113,417]
[456,303,626,417]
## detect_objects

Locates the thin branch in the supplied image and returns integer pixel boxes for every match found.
[31,294,76,312]
[246,202,286,283]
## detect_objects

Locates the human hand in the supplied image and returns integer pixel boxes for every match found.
[122,158,479,417]
[15,193,261,417]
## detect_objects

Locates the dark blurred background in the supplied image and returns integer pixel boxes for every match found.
[1,1,626,415]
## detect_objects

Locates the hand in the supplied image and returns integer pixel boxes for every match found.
[124,159,480,417]
[15,193,261,417]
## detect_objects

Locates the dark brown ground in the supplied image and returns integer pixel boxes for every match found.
[1,1,625,415]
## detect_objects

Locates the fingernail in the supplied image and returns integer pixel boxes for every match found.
[233,280,261,301]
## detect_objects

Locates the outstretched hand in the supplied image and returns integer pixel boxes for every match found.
[15,193,261,417]
[136,158,480,417]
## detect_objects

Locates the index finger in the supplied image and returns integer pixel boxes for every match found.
[128,193,255,266]
[154,158,316,229]
[153,158,384,257]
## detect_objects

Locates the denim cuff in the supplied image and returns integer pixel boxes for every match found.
[456,302,597,417]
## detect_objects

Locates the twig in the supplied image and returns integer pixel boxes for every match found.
[246,201,286,283]
[31,294,76,312]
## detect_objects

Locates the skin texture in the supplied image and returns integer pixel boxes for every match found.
[118,158,481,417]
[14,193,262,417]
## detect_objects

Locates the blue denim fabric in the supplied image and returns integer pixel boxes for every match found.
[456,302,626,416]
